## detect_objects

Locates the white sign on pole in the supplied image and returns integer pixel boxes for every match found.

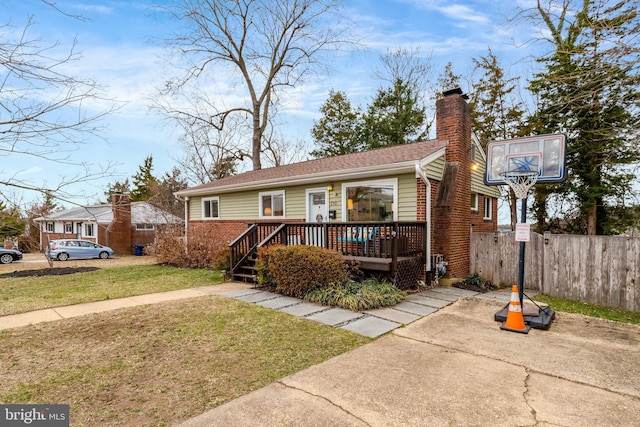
[515,223,530,242]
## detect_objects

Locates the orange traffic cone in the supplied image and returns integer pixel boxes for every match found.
[500,285,530,334]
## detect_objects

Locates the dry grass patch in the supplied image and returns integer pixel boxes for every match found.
[0,296,370,426]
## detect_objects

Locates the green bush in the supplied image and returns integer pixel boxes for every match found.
[256,245,349,298]
[305,278,405,311]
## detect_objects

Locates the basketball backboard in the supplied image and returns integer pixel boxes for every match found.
[484,134,567,186]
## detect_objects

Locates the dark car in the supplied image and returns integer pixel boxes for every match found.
[0,248,23,264]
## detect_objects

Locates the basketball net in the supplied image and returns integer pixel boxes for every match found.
[500,171,539,200]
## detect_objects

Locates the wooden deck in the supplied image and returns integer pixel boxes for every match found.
[229,221,428,289]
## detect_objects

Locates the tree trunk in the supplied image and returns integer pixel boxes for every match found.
[509,190,517,230]
[586,202,597,235]
[252,108,262,170]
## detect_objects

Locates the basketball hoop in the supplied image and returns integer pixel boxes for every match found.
[500,171,539,200]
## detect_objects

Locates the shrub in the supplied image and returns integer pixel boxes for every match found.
[147,225,227,269]
[146,225,186,266]
[256,245,349,298]
[305,278,405,311]
[212,246,230,271]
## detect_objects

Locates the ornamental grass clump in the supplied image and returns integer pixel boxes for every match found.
[305,278,405,311]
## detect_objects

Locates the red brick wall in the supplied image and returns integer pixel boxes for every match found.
[187,219,304,249]
[132,228,156,248]
[188,220,250,247]
[433,90,472,279]
[471,195,498,233]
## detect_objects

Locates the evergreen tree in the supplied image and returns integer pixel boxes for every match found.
[0,201,26,240]
[526,0,640,235]
[470,50,525,150]
[149,167,189,218]
[310,90,362,158]
[361,78,427,149]
[469,50,526,230]
[104,179,131,203]
[434,62,463,100]
[130,156,157,202]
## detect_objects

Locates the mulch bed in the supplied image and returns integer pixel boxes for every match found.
[0,267,100,278]
[452,280,499,293]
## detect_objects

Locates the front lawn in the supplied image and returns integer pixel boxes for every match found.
[0,265,222,316]
[533,294,640,326]
[0,296,370,426]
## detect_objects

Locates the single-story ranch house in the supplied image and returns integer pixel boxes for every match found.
[175,88,500,286]
[36,194,182,255]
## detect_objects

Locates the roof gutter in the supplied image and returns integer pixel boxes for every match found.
[415,163,431,274]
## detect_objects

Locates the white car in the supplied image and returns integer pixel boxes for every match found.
[48,239,114,261]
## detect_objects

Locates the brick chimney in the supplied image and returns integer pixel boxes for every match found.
[108,193,132,255]
[433,88,472,279]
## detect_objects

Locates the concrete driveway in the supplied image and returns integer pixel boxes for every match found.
[179,297,640,427]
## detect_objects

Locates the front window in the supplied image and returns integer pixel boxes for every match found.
[202,197,220,219]
[344,180,396,222]
[64,223,73,233]
[483,197,492,220]
[260,191,285,218]
[136,223,154,230]
[471,193,478,211]
[45,222,54,232]
[84,223,95,237]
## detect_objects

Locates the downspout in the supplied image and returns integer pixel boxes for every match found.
[176,195,188,244]
[415,163,432,278]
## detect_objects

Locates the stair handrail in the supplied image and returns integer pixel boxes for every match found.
[229,224,258,275]
[257,223,287,248]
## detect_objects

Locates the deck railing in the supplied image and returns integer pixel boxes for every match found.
[230,221,427,276]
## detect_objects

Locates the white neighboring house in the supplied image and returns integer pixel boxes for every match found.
[35,194,182,255]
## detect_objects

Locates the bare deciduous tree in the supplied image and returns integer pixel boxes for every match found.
[0,11,118,201]
[155,0,351,171]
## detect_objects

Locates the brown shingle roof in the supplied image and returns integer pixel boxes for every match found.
[178,139,447,196]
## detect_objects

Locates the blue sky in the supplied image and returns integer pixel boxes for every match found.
[4,0,545,210]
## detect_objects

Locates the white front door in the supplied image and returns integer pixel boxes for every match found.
[306,189,328,247]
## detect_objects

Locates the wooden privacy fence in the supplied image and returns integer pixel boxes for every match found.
[471,232,640,312]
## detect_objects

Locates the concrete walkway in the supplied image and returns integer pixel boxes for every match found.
[0,282,253,331]
[219,286,535,338]
[0,281,532,337]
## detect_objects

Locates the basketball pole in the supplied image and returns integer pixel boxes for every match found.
[517,197,527,308]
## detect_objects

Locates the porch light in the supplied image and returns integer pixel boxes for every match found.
[471,162,479,171]
[327,184,333,191]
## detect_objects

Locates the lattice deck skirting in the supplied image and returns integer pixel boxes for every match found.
[394,257,424,290]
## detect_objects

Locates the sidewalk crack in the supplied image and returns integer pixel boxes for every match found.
[276,380,372,426]
[522,368,539,426]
